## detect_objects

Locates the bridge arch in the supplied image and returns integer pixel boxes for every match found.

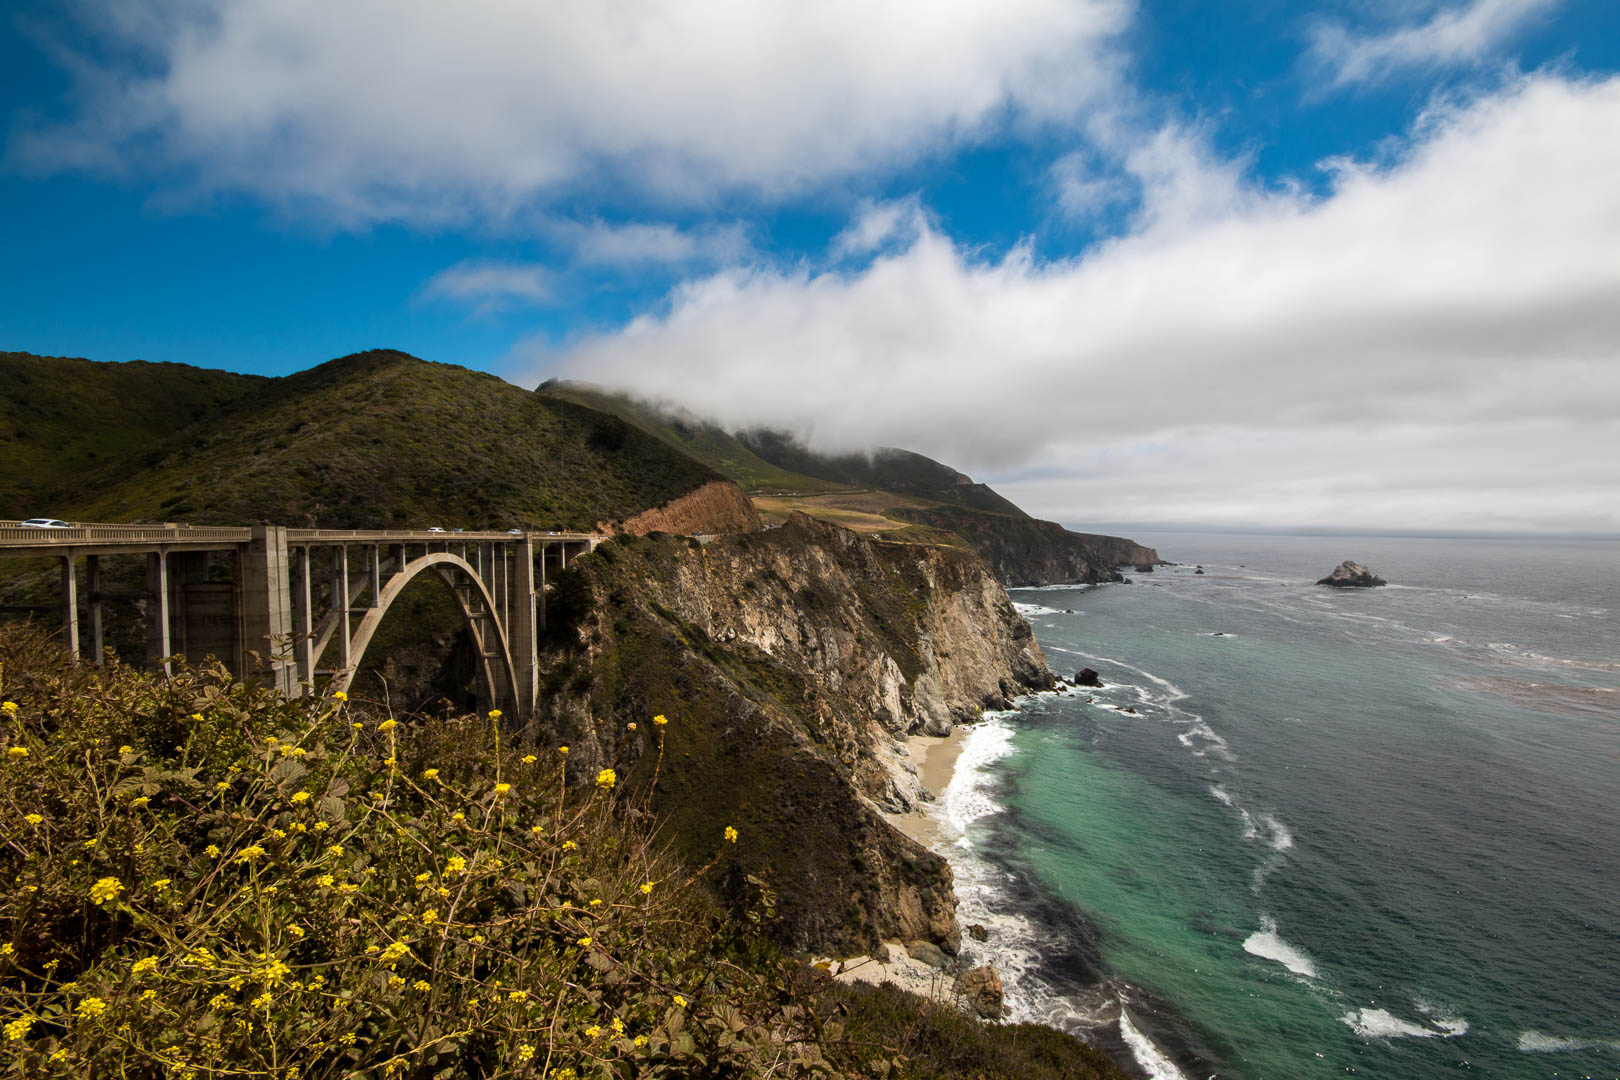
[330,551,518,713]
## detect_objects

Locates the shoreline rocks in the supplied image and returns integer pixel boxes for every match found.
[1316,560,1387,588]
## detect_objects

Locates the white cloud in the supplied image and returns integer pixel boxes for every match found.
[531,75,1620,533]
[1308,0,1562,89]
[553,220,753,269]
[421,260,551,314]
[830,197,927,259]
[13,0,1130,223]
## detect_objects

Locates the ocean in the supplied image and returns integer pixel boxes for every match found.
[934,532,1620,1080]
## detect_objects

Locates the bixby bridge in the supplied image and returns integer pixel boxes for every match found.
[0,523,602,721]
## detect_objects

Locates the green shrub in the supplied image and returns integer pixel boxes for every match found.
[0,629,855,1078]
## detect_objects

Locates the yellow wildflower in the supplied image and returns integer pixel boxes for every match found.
[216,781,229,791]
[251,992,272,1008]
[313,821,330,831]
[451,811,465,823]
[521,754,537,764]
[508,990,527,1003]
[118,745,133,755]
[378,718,398,733]
[488,709,502,721]
[420,909,439,926]
[595,768,616,790]
[444,855,467,875]
[493,783,511,796]
[576,936,592,947]
[585,1025,601,1038]
[332,691,347,702]
[233,845,267,863]
[191,713,204,722]
[415,872,432,884]
[267,736,279,746]
[75,998,107,1019]
[205,844,221,858]
[562,840,577,851]
[0,701,16,715]
[414,979,431,992]
[129,796,149,809]
[131,957,159,977]
[24,813,41,826]
[254,956,291,984]
[422,768,439,780]
[5,1017,32,1041]
[89,877,123,905]
[673,994,687,1007]
[589,898,602,907]
[640,882,653,895]
[7,747,28,759]
[150,878,171,891]
[325,844,344,858]
[290,791,311,803]
[315,874,334,887]
[653,714,668,726]
[288,925,305,938]
[0,944,11,956]
[558,745,569,755]
[634,1034,648,1047]
[388,974,406,988]
[516,1044,535,1062]
[378,942,411,964]
[612,1017,625,1035]
[139,989,156,1002]
[724,825,739,843]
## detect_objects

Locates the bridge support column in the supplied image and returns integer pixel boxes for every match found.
[59,555,79,659]
[86,555,104,664]
[146,551,172,675]
[513,537,538,725]
[295,546,314,691]
[239,526,296,696]
[333,545,351,672]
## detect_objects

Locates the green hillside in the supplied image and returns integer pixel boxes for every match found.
[537,381,846,495]
[0,352,263,519]
[736,429,1029,517]
[3,351,720,530]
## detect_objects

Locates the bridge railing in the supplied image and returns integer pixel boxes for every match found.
[0,524,253,546]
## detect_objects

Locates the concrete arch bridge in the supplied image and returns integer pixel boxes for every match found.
[0,523,602,722]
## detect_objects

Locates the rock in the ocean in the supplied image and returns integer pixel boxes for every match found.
[968,923,989,942]
[1135,564,1155,573]
[1315,560,1387,588]
[955,964,1005,1019]
[1194,567,1205,575]
[1076,668,1102,687]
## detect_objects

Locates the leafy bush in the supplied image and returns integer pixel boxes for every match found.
[0,628,868,1079]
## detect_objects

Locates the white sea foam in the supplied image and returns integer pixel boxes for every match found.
[1209,785,1259,840]
[1259,813,1294,852]
[1517,1030,1620,1053]
[942,715,1017,835]
[1340,1007,1469,1039]
[1013,602,1062,616]
[1242,916,1318,978]
[1119,1007,1191,1080]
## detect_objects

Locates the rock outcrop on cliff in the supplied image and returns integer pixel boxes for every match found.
[894,506,1162,586]
[1316,560,1387,588]
[531,513,1051,954]
[611,479,762,536]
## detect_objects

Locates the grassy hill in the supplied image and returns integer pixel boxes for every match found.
[3,351,720,529]
[537,381,846,495]
[0,352,263,519]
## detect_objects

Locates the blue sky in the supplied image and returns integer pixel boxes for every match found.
[3,1,1618,534]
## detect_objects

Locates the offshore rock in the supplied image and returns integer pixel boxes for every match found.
[1076,668,1102,687]
[532,513,1051,955]
[1316,560,1388,588]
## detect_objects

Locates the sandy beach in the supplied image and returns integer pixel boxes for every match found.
[887,723,971,848]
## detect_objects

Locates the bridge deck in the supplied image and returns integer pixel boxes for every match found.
[0,523,599,557]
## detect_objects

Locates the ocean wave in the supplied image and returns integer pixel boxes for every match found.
[1013,602,1063,616]
[1258,813,1293,852]
[1242,916,1318,978]
[1340,1007,1468,1040]
[1119,1007,1191,1080]
[1209,785,1258,840]
[1517,1030,1620,1053]
[941,717,1017,835]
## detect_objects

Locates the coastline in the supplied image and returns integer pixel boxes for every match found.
[888,725,971,847]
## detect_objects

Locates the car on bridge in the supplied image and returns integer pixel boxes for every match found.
[19,518,71,529]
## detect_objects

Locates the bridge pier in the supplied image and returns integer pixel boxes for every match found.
[59,555,78,659]
[146,551,172,674]
[86,554,104,663]
[238,526,296,697]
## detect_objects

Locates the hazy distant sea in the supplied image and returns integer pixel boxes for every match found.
[934,532,1620,1080]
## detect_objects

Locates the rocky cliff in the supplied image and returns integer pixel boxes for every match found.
[894,507,1162,586]
[611,479,762,536]
[530,513,1051,954]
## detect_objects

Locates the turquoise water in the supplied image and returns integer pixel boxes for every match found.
[942,534,1620,1079]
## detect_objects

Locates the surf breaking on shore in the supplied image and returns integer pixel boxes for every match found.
[889,704,1194,1080]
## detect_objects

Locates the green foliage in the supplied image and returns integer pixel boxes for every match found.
[0,352,262,520]
[0,351,719,530]
[0,628,866,1078]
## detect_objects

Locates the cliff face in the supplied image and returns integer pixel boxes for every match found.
[894,507,1162,586]
[531,513,1051,953]
[612,479,762,537]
